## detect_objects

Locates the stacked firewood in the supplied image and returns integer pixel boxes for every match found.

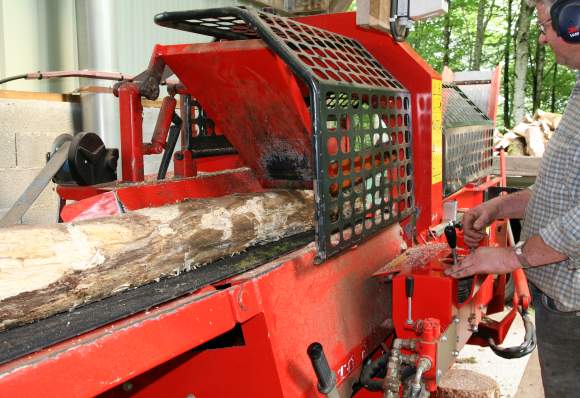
[494,110,562,157]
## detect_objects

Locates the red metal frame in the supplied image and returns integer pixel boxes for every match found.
[0,11,531,398]
[118,83,145,182]
[0,226,403,398]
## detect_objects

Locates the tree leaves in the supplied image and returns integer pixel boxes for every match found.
[406,0,576,128]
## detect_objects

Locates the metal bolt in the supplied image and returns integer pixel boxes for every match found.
[453,317,459,324]
[437,369,443,378]
[440,335,448,342]
[452,351,459,357]
[122,382,133,392]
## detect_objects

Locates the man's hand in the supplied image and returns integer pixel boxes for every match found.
[444,247,521,278]
[462,201,500,249]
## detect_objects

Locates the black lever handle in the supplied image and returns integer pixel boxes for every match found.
[405,276,414,298]
[444,225,457,249]
[307,342,337,394]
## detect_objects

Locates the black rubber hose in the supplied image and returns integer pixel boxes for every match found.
[359,352,389,391]
[489,308,537,359]
[0,74,27,85]
[157,113,182,180]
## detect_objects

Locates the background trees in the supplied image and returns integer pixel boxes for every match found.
[405,0,577,129]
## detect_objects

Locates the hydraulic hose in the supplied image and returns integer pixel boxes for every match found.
[360,352,390,391]
[489,307,537,359]
[0,74,27,85]
[0,71,133,86]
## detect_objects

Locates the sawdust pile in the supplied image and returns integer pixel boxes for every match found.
[493,110,561,157]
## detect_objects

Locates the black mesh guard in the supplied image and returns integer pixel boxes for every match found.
[442,84,494,196]
[155,7,414,261]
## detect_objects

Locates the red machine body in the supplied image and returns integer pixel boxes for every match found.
[0,10,531,398]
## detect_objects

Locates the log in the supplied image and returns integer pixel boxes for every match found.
[0,190,314,332]
[437,369,500,398]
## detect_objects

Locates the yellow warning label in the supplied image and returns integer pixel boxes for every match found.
[431,79,443,184]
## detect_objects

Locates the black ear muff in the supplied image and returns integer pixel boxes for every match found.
[550,0,580,43]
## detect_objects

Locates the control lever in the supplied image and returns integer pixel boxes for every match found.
[406,276,414,325]
[444,224,459,267]
[307,342,340,398]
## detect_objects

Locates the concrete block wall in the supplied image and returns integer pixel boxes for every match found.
[0,95,164,225]
[0,98,82,224]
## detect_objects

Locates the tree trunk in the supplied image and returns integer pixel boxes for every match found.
[532,37,546,112]
[512,0,535,123]
[0,190,314,332]
[503,0,514,128]
[472,0,487,70]
[442,0,452,67]
[550,63,558,112]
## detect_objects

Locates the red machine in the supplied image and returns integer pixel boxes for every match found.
[0,7,534,398]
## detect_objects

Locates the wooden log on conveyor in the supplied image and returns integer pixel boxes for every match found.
[0,190,314,332]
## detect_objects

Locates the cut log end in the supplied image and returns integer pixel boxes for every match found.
[437,369,500,398]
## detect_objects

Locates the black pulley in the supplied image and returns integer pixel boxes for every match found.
[68,132,118,186]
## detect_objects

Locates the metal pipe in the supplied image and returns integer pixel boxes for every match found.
[410,357,431,398]
[118,83,144,182]
[383,348,401,398]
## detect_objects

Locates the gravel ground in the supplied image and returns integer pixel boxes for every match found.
[453,309,542,398]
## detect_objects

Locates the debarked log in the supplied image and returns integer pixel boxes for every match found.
[0,190,314,331]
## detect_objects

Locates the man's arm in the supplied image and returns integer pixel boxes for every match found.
[446,203,579,278]
[463,189,532,248]
[522,235,568,268]
[492,188,533,219]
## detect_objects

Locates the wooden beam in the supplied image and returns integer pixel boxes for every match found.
[492,156,541,177]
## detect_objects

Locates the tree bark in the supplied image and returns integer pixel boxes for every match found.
[471,0,487,70]
[503,0,514,128]
[532,37,546,112]
[442,0,452,68]
[550,63,558,112]
[0,190,314,331]
[512,0,535,123]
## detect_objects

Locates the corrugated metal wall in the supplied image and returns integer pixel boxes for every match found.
[76,0,242,78]
[0,0,242,93]
[0,0,77,93]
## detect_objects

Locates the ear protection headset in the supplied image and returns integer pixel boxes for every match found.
[550,0,580,43]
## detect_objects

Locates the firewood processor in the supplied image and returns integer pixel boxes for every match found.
[0,4,536,398]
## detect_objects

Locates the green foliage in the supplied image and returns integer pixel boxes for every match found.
[405,0,576,126]
[525,23,576,114]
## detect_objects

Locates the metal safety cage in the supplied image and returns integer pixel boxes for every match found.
[155,7,414,261]
[442,84,494,196]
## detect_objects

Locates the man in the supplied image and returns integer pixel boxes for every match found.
[444,0,580,396]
